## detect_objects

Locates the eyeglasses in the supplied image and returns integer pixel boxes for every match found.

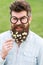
[10,16,29,24]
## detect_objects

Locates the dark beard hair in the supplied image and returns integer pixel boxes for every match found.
[11,23,30,43]
[11,23,29,34]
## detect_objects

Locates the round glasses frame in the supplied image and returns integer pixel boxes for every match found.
[10,16,29,24]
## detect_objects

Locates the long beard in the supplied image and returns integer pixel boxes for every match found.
[11,24,29,43]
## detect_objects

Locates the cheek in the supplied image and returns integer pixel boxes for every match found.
[11,23,14,26]
[11,23,14,28]
[11,24,14,27]
[25,23,29,28]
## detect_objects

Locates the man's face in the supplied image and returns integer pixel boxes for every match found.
[10,11,31,42]
[10,11,30,34]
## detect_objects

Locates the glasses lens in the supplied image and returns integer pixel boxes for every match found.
[11,17,17,24]
[21,17,28,24]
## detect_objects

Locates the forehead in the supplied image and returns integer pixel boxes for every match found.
[11,11,27,18]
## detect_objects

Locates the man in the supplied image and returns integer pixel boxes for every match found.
[0,0,43,65]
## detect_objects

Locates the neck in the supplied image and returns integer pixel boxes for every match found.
[16,41,22,47]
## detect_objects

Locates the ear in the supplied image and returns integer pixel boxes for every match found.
[28,16,32,24]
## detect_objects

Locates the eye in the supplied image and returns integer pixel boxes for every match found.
[21,16,28,24]
[13,17,17,20]
[11,17,18,23]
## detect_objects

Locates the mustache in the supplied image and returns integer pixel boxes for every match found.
[13,24,25,29]
[11,24,25,34]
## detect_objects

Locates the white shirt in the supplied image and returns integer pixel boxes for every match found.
[0,30,43,65]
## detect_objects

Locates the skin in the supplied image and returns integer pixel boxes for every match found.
[1,11,32,60]
[11,11,31,30]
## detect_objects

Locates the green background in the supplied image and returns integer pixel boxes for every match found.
[0,0,43,37]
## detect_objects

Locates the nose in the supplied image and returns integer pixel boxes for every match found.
[16,19,21,25]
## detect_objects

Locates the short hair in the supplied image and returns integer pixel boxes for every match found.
[9,0,31,15]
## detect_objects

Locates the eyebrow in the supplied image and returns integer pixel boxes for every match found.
[11,16,27,18]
